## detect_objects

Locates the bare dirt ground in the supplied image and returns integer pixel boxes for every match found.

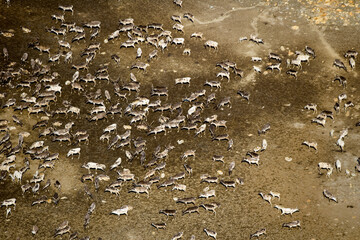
[0,0,359,239]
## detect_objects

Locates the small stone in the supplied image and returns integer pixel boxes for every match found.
[177,139,184,145]
[291,25,299,30]
[285,157,292,162]
[280,46,285,51]
[123,125,132,130]
[217,170,223,175]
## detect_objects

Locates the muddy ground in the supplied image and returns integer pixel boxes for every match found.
[0,0,359,239]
